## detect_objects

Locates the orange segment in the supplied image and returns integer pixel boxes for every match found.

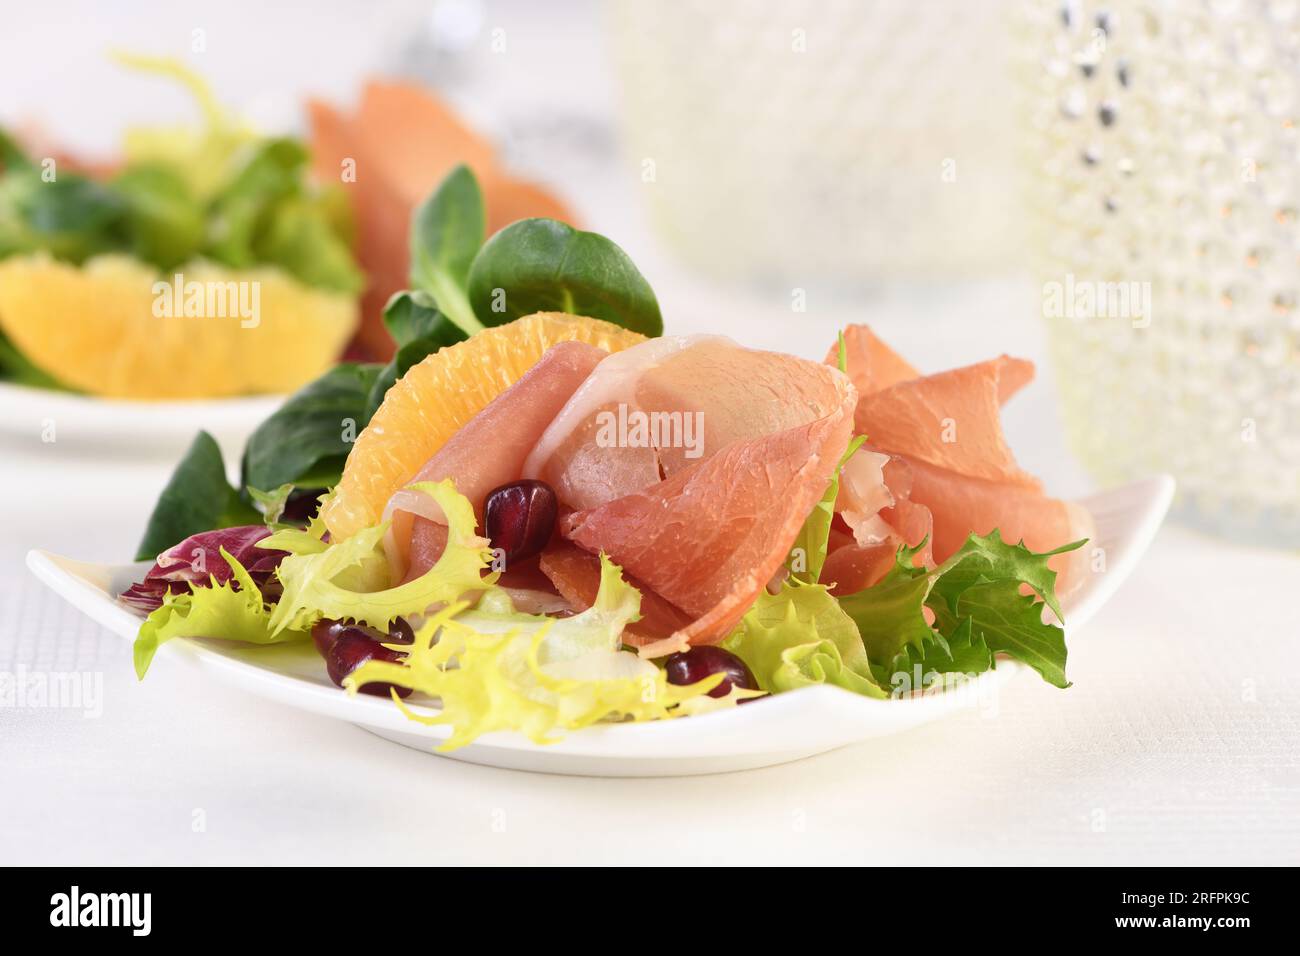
[0,253,356,399]
[322,313,645,540]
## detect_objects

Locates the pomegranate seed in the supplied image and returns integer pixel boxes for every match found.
[312,617,415,658]
[312,618,415,697]
[664,646,759,699]
[483,479,557,564]
[325,631,412,698]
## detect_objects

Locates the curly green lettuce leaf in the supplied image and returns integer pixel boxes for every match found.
[346,556,724,750]
[133,546,308,678]
[840,532,1085,689]
[788,434,866,584]
[877,618,992,693]
[724,581,887,699]
[267,479,494,635]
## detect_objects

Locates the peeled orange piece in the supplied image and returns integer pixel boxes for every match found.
[322,312,645,541]
[0,254,356,399]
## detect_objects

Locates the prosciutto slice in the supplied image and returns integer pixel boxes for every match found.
[397,341,607,580]
[824,324,920,393]
[822,325,1093,598]
[560,354,857,655]
[525,335,855,513]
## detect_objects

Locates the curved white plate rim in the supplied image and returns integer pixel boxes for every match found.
[25,474,1175,763]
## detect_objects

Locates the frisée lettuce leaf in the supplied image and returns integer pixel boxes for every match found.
[265,479,495,635]
[345,555,725,750]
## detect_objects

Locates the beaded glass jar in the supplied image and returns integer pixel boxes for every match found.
[1023,0,1300,545]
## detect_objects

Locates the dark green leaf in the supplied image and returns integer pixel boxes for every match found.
[241,362,382,493]
[380,289,468,349]
[928,530,1084,623]
[110,164,206,270]
[135,431,257,560]
[409,164,485,334]
[945,580,1072,688]
[836,549,933,665]
[253,196,364,294]
[205,137,307,268]
[0,169,127,263]
[362,290,468,422]
[0,127,32,171]
[878,618,993,688]
[467,217,663,336]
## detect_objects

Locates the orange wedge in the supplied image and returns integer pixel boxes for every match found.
[322,313,645,540]
[0,253,356,399]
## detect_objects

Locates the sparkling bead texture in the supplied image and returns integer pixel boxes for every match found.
[1023,0,1300,545]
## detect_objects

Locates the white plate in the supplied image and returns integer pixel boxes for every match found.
[26,475,1174,777]
[0,381,280,463]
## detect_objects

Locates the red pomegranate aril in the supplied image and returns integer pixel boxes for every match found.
[325,631,412,698]
[312,617,415,658]
[483,479,558,564]
[664,646,759,699]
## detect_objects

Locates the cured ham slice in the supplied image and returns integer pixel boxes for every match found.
[397,341,607,580]
[538,542,694,641]
[852,355,1040,487]
[526,335,854,512]
[824,324,920,394]
[902,455,1094,593]
[820,325,1094,597]
[562,365,857,655]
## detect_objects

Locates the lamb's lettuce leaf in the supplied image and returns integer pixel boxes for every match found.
[135,430,258,561]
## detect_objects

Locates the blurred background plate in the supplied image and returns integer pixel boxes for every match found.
[0,381,278,464]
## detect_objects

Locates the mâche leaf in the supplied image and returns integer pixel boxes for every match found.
[241,362,383,493]
[409,164,485,335]
[110,163,206,270]
[363,290,468,422]
[135,431,258,560]
[467,217,663,336]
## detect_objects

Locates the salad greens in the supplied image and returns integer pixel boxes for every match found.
[836,533,1083,690]
[134,546,309,679]
[240,362,383,495]
[408,164,485,335]
[0,57,360,292]
[467,217,664,335]
[346,554,723,750]
[414,164,663,337]
[134,431,258,561]
[724,581,887,698]
[265,479,495,634]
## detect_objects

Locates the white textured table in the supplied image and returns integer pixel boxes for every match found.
[2,0,1298,867]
